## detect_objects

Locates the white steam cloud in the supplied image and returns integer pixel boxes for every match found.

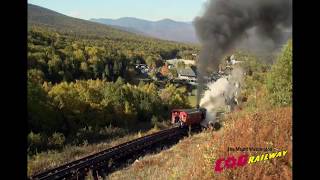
[200,67,243,126]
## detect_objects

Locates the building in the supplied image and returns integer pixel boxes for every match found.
[177,67,196,81]
[166,58,196,66]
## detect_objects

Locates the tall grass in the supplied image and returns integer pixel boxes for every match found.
[108,107,292,180]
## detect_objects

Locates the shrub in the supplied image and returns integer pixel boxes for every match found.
[73,126,127,145]
[48,132,65,149]
[151,116,159,128]
[236,51,269,76]
[27,132,46,154]
[267,39,292,106]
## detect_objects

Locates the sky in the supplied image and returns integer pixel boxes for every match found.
[28,0,207,22]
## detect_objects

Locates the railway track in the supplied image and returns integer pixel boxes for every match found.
[29,126,195,180]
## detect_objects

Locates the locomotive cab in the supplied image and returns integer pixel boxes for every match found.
[171,111,180,124]
[171,107,207,128]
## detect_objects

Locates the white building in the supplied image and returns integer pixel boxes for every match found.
[166,58,196,66]
[177,68,196,81]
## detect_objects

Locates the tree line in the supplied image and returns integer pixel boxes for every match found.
[28,74,190,152]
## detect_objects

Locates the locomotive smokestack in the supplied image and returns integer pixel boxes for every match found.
[196,104,200,109]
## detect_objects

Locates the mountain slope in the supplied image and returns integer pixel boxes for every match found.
[28,4,153,39]
[90,17,199,43]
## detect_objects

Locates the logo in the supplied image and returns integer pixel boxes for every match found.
[214,150,288,173]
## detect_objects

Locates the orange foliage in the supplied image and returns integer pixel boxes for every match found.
[161,63,169,76]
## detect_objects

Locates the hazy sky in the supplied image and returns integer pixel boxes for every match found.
[28,0,207,22]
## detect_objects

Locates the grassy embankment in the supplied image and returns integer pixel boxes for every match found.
[108,106,291,180]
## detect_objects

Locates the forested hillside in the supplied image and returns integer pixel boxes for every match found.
[28,4,198,154]
[28,4,147,39]
[28,27,198,83]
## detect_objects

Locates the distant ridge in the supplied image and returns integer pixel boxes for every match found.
[90,17,199,43]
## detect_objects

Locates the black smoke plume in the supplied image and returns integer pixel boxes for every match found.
[194,0,292,104]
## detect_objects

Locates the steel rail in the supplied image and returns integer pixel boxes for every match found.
[29,126,186,180]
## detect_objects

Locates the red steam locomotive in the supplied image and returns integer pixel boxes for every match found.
[171,106,207,127]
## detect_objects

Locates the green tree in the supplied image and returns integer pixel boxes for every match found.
[28,69,45,84]
[160,84,190,109]
[48,82,89,134]
[145,56,156,68]
[73,49,86,62]
[169,68,178,78]
[92,60,104,79]
[113,61,120,80]
[28,79,63,134]
[267,39,292,106]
